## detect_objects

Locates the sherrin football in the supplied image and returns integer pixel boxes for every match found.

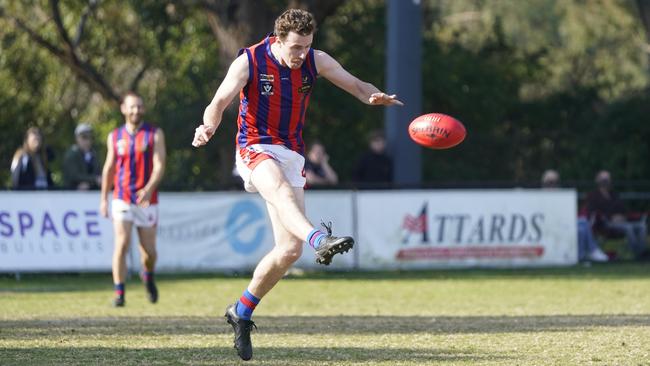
[408,113,466,149]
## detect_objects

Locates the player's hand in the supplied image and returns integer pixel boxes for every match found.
[192,124,217,147]
[369,93,404,106]
[136,188,153,208]
[99,199,109,218]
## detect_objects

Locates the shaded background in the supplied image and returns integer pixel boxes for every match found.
[1,0,649,193]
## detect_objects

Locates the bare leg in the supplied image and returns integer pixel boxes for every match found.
[250,159,314,241]
[136,226,158,272]
[112,220,133,284]
[248,188,305,298]
[137,225,159,303]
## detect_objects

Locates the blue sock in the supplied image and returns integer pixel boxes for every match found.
[114,283,125,299]
[306,229,326,249]
[236,289,260,320]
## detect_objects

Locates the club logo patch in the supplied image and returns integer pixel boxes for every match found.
[259,73,275,96]
[259,74,274,82]
[261,83,274,96]
[116,139,127,156]
[298,75,312,94]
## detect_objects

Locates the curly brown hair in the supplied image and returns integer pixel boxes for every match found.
[274,9,317,40]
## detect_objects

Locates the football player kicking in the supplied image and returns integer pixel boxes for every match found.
[192,9,402,361]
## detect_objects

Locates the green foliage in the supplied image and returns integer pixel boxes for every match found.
[420,0,649,185]
[1,0,649,189]
[308,0,386,180]
[0,0,222,189]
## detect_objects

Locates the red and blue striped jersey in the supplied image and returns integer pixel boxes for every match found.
[111,123,158,204]
[236,34,318,155]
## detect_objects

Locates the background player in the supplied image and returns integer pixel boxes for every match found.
[192,9,402,360]
[100,92,166,307]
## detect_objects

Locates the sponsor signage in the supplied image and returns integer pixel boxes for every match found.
[0,192,112,271]
[357,190,577,269]
[1,189,576,272]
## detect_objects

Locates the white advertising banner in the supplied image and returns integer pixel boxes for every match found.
[0,191,355,272]
[149,191,355,272]
[153,192,271,271]
[1,189,577,272]
[356,190,578,269]
[0,192,113,271]
[301,191,355,269]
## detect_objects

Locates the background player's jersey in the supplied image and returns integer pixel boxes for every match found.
[111,122,158,204]
[236,34,318,155]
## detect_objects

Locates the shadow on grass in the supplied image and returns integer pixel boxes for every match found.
[1,262,649,293]
[285,262,650,281]
[2,314,649,338]
[0,346,509,366]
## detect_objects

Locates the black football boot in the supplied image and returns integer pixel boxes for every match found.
[224,303,257,361]
[315,221,355,266]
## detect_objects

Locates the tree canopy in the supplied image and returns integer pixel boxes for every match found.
[1,0,648,190]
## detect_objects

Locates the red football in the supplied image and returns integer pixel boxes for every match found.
[408,113,466,149]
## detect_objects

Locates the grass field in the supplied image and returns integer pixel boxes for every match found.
[1,264,650,365]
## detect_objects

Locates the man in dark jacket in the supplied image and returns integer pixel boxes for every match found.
[62,123,101,190]
[353,130,393,187]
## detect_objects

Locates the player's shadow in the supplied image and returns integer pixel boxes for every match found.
[281,263,650,281]
[2,313,649,338]
[0,346,511,365]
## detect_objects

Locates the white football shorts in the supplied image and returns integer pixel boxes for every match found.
[111,198,159,227]
[235,144,306,193]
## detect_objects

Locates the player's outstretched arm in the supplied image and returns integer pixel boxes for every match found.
[314,50,403,107]
[193,54,250,147]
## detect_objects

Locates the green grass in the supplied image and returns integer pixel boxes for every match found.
[1,264,650,365]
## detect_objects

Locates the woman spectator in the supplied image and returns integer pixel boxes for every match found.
[10,127,53,190]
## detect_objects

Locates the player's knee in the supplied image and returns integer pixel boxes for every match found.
[266,179,293,203]
[142,251,157,262]
[113,245,129,258]
[279,246,303,264]
[141,244,157,257]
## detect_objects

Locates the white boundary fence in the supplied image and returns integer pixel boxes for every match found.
[0,189,577,272]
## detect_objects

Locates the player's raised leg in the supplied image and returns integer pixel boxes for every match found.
[137,226,158,303]
[250,158,354,265]
[250,159,313,239]
[111,219,132,307]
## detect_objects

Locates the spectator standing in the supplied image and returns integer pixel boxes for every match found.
[584,170,648,259]
[63,123,101,190]
[541,169,608,262]
[10,127,53,190]
[353,130,393,186]
[304,141,338,187]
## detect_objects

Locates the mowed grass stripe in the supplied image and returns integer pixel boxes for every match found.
[1,264,649,365]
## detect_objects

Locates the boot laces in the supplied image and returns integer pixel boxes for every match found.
[320,221,333,236]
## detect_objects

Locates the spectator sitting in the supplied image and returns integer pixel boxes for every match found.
[541,169,608,262]
[584,170,648,259]
[63,123,101,190]
[352,130,393,186]
[304,141,338,187]
[10,127,53,190]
